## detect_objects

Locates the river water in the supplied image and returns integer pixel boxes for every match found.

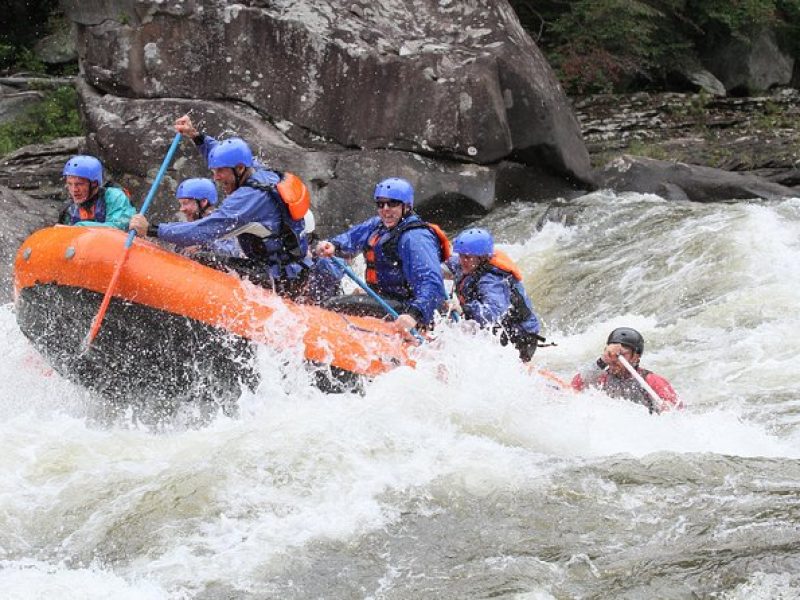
[1,192,799,599]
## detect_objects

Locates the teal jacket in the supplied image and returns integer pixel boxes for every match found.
[60,186,136,231]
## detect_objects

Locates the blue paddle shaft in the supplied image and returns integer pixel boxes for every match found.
[125,132,182,248]
[332,257,399,318]
[331,256,424,342]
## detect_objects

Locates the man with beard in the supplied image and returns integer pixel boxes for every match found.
[130,115,311,297]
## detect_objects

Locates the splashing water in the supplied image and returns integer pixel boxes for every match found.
[1,193,799,598]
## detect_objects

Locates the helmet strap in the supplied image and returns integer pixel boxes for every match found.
[198,199,209,218]
[232,165,250,190]
[78,182,99,204]
[232,167,242,189]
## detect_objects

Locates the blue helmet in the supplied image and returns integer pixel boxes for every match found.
[453,228,494,257]
[63,155,103,185]
[207,138,254,169]
[176,178,218,206]
[607,327,645,355]
[373,177,414,206]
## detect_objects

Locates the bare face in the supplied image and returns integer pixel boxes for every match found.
[375,199,405,229]
[604,343,639,377]
[211,166,245,195]
[458,254,484,274]
[65,176,94,204]
[177,198,208,221]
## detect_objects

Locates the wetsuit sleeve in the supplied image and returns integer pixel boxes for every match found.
[208,237,243,257]
[644,372,682,410]
[444,256,460,275]
[329,217,381,258]
[398,228,447,323]
[196,135,218,164]
[571,359,606,391]
[157,185,281,247]
[102,187,137,231]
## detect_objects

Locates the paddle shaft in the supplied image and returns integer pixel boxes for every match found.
[83,133,183,350]
[617,354,664,414]
[446,281,461,322]
[331,256,425,343]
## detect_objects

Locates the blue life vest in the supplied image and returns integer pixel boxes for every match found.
[364,215,448,300]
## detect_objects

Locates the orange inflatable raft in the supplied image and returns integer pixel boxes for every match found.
[14,226,414,406]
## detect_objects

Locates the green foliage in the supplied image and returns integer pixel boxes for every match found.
[625,138,671,160]
[0,0,71,75]
[509,0,800,94]
[546,0,676,93]
[689,0,779,42]
[0,0,61,50]
[0,46,47,74]
[0,86,83,156]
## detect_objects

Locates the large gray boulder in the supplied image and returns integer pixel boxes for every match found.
[77,79,505,231]
[598,155,796,202]
[703,29,794,95]
[0,186,62,302]
[77,77,586,235]
[0,136,85,200]
[34,19,78,66]
[0,89,44,125]
[63,0,593,190]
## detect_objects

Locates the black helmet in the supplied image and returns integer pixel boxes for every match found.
[607,327,644,355]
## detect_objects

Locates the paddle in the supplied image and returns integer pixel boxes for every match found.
[82,133,183,351]
[617,353,664,414]
[445,282,461,322]
[330,256,425,343]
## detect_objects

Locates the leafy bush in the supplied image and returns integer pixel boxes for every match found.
[510,0,800,94]
[0,86,83,156]
[548,0,679,93]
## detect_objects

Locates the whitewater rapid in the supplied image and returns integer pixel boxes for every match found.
[1,192,799,599]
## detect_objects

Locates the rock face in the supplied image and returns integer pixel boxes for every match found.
[575,89,800,194]
[0,136,85,200]
[60,0,594,228]
[703,29,794,96]
[0,186,61,303]
[34,21,78,65]
[597,155,796,202]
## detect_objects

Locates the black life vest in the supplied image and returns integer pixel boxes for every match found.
[239,176,310,268]
[602,368,656,411]
[456,258,534,331]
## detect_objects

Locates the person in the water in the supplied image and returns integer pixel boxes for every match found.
[571,327,682,413]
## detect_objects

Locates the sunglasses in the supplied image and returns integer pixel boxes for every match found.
[375,200,403,209]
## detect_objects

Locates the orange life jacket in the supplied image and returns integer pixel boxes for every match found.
[275,172,311,221]
[244,171,311,221]
[488,249,523,281]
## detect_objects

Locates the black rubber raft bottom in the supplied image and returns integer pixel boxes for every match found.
[16,284,362,417]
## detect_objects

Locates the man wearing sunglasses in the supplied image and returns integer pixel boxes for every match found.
[316,177,448,336]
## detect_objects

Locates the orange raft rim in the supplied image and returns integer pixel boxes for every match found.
[14,226,415,381]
